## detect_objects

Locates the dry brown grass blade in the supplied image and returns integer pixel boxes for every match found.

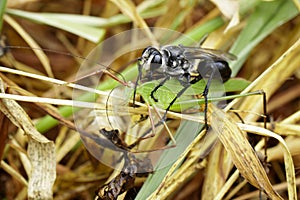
[209,103,283,199]
[0,78,55,199]
[249,122,300,137]
[238,123,297,200]
[0,160,28,186]
[146,129,208,200]
[267,137,300,161]
[235,177,300,200]
[227,37,300,118]
[147,124,233,199]
[110,0,158,45]
[201,141,232,199]
[212,38,300,199]
[212,121,298,199]
[0,111,9,159]
[214,38,300,199]
[4,15,55,79]
[210,0,240,32]
[282,110,300,124]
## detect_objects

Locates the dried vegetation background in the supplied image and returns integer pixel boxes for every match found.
[0,0,300,200]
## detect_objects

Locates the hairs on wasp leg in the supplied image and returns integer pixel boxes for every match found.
[133,44,236,139]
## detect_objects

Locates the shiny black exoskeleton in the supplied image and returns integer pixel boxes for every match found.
[134,44,236,131]
[139,45,233,85]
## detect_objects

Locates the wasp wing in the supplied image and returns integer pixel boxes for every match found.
[180,45,237,61]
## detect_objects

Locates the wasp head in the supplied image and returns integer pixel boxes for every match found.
[140,46,163,71]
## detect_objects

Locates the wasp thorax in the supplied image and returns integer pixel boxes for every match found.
[162,46,187,69]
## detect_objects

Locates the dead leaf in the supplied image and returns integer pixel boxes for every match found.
[209,103,282,199]
[0,78,55,200]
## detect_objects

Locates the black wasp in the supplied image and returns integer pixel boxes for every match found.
[134,44,236,131]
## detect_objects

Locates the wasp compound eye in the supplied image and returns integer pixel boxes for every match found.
[142,46,160,59]
[150,54,162,69]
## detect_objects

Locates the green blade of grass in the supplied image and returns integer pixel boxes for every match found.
[230,0,299,76]
[5,7,166,43]
[136,120,204,200]
[0,0,7,33]
[5,7,166,28]
[137,78,250,111]
[177,16,224,45]
[5,9,105,43]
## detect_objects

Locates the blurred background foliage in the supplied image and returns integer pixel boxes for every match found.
[0,0,299,199]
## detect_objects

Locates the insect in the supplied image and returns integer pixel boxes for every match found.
[95,128,153,200]
[133,44,236,133]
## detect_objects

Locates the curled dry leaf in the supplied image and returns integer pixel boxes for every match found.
[238,123,297,200]
[209,103,283,199]
[0,78,55,200]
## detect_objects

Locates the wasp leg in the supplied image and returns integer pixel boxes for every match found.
[139,75,204,139]
[201,66,218,132]
[133,60,143,107]
[150,77,169,102]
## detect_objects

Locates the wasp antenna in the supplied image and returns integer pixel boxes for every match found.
[1,45,127,84]
[105,87,117,130]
